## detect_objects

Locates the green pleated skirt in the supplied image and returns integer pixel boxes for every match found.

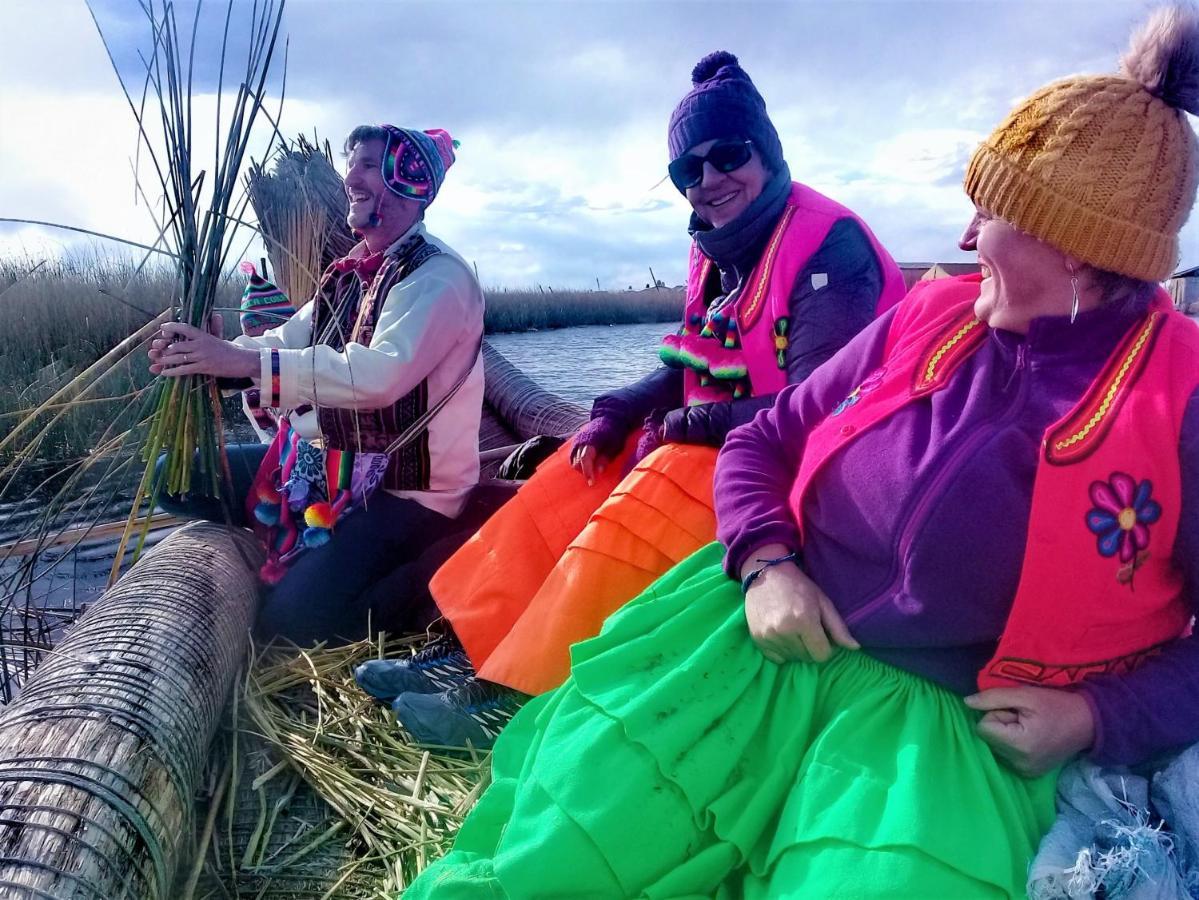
[406,543,1058,899]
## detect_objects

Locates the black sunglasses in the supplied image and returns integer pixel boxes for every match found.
[668,139,753,192]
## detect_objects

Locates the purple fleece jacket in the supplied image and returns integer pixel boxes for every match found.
[715,304,1199,767]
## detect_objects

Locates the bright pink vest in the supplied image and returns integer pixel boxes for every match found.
[789,275,1199,690]
[675,182,905,406]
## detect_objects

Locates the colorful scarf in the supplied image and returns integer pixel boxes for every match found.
[248,419,390,584]
[661,166,793,403]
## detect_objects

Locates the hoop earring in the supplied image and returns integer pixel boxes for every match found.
[1070,274,1080,324]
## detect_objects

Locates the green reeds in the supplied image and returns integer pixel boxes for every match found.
[86,0,288,579]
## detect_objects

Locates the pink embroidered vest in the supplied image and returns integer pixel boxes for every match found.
[788,274,1199,690]
[666,182,905,407]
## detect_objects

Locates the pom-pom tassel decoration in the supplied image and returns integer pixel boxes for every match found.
[724,317,739,350]
[302,501,336,548]
[259,558,289,585]
[774,317,790,368]
[254,502,280,526]
[252,480,282,526]
[300,448,356,549]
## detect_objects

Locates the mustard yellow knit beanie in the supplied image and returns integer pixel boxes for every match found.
[964,6,1199,281]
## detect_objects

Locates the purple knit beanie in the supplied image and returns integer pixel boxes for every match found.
[667,51,784,172]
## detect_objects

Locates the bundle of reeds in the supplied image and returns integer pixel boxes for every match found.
[0,0,288,687]
[97,0,289,574]
[245,135,358,306]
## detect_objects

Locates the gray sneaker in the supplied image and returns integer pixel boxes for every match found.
[354,638,474,702]
[392,679,526,749]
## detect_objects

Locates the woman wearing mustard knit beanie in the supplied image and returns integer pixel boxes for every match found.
[405,8,1199,899]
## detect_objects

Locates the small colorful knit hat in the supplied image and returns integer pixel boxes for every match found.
[668,51,784,176]
[964,6,1199,281]
[238,262,295,331]
[380,125,458,207]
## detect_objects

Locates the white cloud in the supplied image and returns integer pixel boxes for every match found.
[1,0,1195,287]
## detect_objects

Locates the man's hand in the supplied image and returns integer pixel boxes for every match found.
[570,444,610,486]
[743,544,859,664]
[965,685,1095,777]
[149,318,258,379]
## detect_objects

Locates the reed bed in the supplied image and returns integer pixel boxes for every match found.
[0,257,242,484]
[0,257,679,475]
[191,636,489,897]
[485,285,682,332]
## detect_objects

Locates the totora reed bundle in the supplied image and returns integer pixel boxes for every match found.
[99,0,288,580]
[245,135,359,308]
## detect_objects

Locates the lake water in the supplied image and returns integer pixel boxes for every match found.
[487,321,670,406]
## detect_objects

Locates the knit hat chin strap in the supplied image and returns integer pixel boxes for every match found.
[380,125,458,207]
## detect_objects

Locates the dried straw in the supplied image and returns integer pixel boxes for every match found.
[196,637,489,896]
[244,135,358,306]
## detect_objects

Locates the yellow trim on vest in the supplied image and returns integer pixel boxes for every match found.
[738,204,797,331]
[918,318,982,388]
[1052,312,1161,454]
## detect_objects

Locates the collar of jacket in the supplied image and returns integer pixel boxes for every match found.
[690,164,792,292]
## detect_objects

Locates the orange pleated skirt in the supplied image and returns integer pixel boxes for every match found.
[430,440,718,695]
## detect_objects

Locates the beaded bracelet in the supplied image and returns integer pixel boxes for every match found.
[739,551,800,595]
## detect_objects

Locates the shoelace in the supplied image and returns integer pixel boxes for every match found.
[447,681,523,739]
[410,639,466,669]
[447,679,524,720]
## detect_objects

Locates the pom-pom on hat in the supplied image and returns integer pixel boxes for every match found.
[380,125,458,207]
[667,51,784,177]
[964,5,1199,281]
[238,261,295,331]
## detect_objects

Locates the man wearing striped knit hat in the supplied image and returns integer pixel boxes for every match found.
[147,124,487,646]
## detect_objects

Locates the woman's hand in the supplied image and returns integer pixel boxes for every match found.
[149,318,258,379]
[743,545,859,664]
[965,685,1095,777]
[570,444,610,486]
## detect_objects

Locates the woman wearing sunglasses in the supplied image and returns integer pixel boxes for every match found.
[407,7,1199,897]
[366,51,903,748]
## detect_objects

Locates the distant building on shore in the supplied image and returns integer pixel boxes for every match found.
[1169,265,1199,314]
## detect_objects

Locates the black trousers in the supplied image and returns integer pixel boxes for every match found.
[158,443,470,646]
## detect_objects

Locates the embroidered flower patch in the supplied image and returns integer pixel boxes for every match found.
[1086,472,1161,583]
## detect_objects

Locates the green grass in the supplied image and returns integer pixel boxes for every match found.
[0,256,682,477]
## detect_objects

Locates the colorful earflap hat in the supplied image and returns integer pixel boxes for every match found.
[238,261,295,331]
[379,126,458,207]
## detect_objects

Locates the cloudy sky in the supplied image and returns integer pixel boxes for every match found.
[1,0,1196,289]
